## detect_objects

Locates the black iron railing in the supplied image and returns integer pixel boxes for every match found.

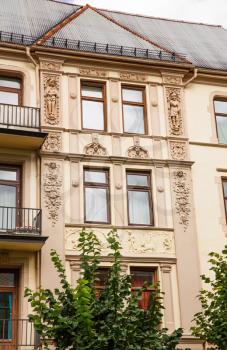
[0,30,187,63]
[0,104,41,131]
[0,319,40,349]
[0,207,42,235]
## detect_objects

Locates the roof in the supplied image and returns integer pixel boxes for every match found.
[0,0,227,70]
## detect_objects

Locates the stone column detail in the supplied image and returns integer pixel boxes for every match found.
[149,84,160,135]
[155,166,167,227]
[70,161,81,224]
[160,264,175,332]
[109,79,120,133]
[70,261,81,287]
[68,75,79,129]
[113,163,124,226]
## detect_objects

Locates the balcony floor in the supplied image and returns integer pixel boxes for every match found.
[0,127,47,150]
[0,232,48,251]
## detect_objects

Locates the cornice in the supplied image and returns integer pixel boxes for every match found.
[66,255,177,264]
[65,223,174,231]
[190,141,227,148]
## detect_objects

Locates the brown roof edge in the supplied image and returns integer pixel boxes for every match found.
[88,4,191,64]
[36,4,89,46]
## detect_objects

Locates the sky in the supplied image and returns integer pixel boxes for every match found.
[57,0,227,28]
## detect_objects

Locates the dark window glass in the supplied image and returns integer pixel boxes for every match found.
[94,268,109,296]
[131,268,156,310]
[81,82,106,131]
[0,77,21,106]
[84,169,110,223]
[122,87,146,134]
[214,99,227,143]
[222,179,227,222]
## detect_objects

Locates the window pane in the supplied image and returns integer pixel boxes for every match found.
[82,100,104,130]
[214,100,227,114]
[127,174,148,187]
[0,77,21,89]
[82,85,103,98]
[0,292,13,339]
[85,170,106,184]
[0,169,17,181]
[85,188,108,222]
[131,269,154,286]
[123,105,144,133]
[122,89,143,103]
[96,268,109,286]
[223,182,227,197]
[128,190,151,225]
[0,273,15,287]
[216,115,227,143]
[0,91,18,105]
[225,199,227,213]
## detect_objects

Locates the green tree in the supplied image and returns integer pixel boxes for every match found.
[191,245,227,350]
[25,229,183,350]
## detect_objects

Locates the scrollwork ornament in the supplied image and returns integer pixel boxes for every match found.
[127,137,149,159]
[173,170,191,231]
[84,134,107,156]
[42,132,62,152]
[43,162,62,226]
[44,74,60,125]
[169,141,187,160]
[166,87,183,136]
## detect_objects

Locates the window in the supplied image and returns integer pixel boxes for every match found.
[94,268,109,296]
[126,172,153,225]
[81,81,106,131]
[0,76,22,105]
[214,99,227,143]
[222,179,227,222]
[84,169,110,223]
[122,86,146,134]
[131,267,157,310]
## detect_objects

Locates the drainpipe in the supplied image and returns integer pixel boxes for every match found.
[25,46,40,107]
[183,67,198,87]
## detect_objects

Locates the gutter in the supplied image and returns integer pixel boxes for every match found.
[25,47,40,107]
[183,67,198,86]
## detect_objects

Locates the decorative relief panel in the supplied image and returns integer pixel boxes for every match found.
[84,134,107,156]
[127,137,149,159]
[65,229,175,257]
[43,162,63,226]
[166,87,183,136]
[42,132,62,152]
[162,75,182,85]
[172,169,191,231]
[40,60,62,71]
[169,141,187,160]
[79,67,107,77]
[120,72,146,82]
[43,74,60,125]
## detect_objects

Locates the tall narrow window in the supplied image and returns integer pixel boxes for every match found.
[214,99,227,143]
[84,169,110,223]
[94,268,109,297]
[0,77,22,106]
[131,267,157,310]
[122,86,146,134]
[222,179,227,222]
[126,172,153,225]
[81,82,106,131]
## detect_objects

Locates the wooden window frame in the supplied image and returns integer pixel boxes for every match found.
[81,80,107,131]
[83,168,111,224]
[121,85,147,135]
[0,76,22,106]
[222,178,227,223]
[126,171,154,226]
[94,267,109,296]
[213,98,227,143]
[0,165,21,208]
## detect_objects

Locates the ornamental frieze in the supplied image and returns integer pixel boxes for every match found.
[79,67,107,77]
[173,170,191,231]
[84,134,107,156]
[42,132,62,152]
[43,162,63,226]
[162,75,182,85]
[127,137,149,159]
[169,141,187,160]
[120,72,146,82]
[43,74,60,125]
[166,87,183,136]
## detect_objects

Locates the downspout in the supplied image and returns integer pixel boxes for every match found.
[25,46,40,107]
[183,67,198,87]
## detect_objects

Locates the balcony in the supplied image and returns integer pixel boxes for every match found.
[0,319,40,350]
[0,207,47,251]
[0,104,47,150]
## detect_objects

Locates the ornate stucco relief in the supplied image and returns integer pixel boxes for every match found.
[172,170,191,231]
[43,74,60,125]
[42,132,62,152]
[43,162,63,226]
[166,87,183,136]
[162,75,182,85]
[169,141,187,160]
[127,137,149,159]
[84,134,107,156]
[40,60,62,71]
[79,67,107,77]
[120,72,146,82]
[65,229,175,257]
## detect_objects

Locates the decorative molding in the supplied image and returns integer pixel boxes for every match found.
[166,87,183,136]
[127,136,149,159]
[43,74,60,125]
[162,74,182,85]
[160,264,172,273]
[169,141,187,160]
[84,134,107,156]
[79,67,107,77]
[173,170,191,231]
[42,132,62,152]
[120,72,146,82]
[40,60,62,71]
[43,162,62,226]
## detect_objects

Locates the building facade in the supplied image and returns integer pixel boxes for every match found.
[0,1,227,349]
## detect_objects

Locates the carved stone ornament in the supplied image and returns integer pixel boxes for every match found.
[120,72,146,82]
[128,136,149,159]
[40,60,62,71]
[84,134,107,156]
[163,75,182,85]
[173,170,191,231]
[42,132,62,152]
[169,141,187,160]
[79,67,107,77]
[43,162,62,226]
[166,87,183,136]
[44,74,60,125]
